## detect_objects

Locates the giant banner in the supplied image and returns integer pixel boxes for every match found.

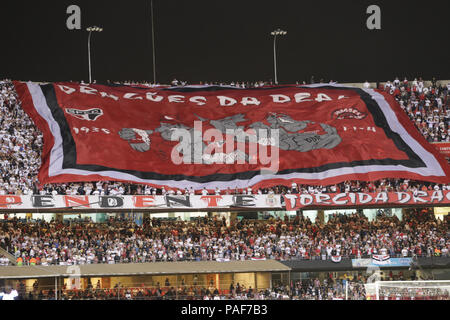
[14,81,450,189]
[0,192,449,211]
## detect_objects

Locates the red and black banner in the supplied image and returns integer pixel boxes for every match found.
[14,81,450,189]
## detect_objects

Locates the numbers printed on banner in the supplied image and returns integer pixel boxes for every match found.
[73,127,111,135]
[342,126,377,133]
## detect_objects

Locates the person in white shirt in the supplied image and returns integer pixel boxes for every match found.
[0,288,18,300]
[291,182,298,193]
[393,77,400,87]
[401,247,409,257]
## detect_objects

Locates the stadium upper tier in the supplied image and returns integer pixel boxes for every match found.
[0,78,449,195]
[0,208,448,267]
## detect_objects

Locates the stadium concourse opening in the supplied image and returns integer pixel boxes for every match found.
[0,260,289,300]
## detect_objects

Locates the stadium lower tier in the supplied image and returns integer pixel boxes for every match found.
[0,204,449,300]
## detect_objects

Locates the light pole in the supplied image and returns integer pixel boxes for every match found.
[87,26,103,84]
[270,28,287,85]
[150,0,157,84]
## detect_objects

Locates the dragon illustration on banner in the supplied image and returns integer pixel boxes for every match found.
[119,113,342,163]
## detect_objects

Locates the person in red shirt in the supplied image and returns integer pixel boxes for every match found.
[416,247,422,256]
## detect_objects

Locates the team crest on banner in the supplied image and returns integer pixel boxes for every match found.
[65,108,103,121]
[372,254,391,265]
[265,194,277,207]
[331,255,342,263]
[331,107,367,120]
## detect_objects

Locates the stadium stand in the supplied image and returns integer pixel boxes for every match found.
[0,208,448,266]
[0,78,449,196]
[0,78,449,301]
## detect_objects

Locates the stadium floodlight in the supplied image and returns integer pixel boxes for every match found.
[150,0,157,84]
[270,28,287,85]
[87,26,104,84]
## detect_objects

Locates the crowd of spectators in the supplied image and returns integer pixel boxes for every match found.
[377,286,450,300]
[0,78,449,196]
[108,79,274,89]
[31,179,450,197]
[0,208,448,267]
[0,80,41,196]
[5,278,449,300]
[56,279,367,300]
[381,77,450,143]
[2,78,449,302]
[7,277,367,300]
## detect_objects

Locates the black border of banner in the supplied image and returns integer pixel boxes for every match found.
[40,84,426,183]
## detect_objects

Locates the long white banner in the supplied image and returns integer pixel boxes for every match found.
[0,191,448,211]
[0,195,281,210]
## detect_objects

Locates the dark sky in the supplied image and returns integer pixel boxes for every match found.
[1,0,449,84]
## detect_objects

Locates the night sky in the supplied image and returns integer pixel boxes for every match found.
[1,0,449,84]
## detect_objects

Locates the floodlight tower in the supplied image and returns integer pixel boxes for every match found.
[270,28,287,85]
[87,26,103,83]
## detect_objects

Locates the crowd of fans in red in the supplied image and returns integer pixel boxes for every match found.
[8,273,366,300]
[5,276,449,300]
[381,77,450,143]
[8,277,368,300]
